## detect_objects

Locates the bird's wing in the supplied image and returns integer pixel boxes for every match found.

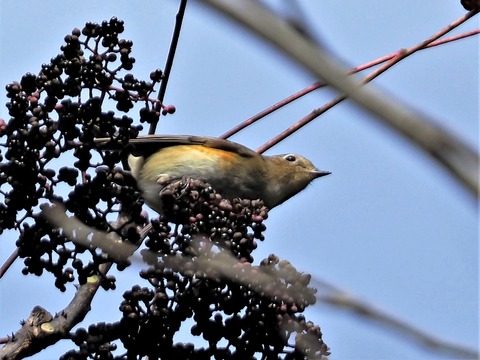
[95,135,258,158]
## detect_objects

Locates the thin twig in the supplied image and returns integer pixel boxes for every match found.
[219,81,323,139]
[202,0,479,198]
[256,12,479,153]
[148,0,188,134]
[0,248,18,279]
[220,29,479,141]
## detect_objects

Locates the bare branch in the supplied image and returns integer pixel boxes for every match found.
[42,204,479,359]
[220,29,480,142]
[200,0,479,199]
[0,267,108,359]
[312,279,479,359]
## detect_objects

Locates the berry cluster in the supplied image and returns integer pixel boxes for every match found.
[1,18,329,359]
[68,257,328,359]
[62,179,329,358]
[0,18,159,289]
[145,178,268,262]
[118,255,328,359]
[460,0,479,10]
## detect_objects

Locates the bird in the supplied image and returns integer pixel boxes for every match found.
[96,135,330,213]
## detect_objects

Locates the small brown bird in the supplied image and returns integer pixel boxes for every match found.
[99,135,330,213]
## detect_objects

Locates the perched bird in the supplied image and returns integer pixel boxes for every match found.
[97,135,330,213]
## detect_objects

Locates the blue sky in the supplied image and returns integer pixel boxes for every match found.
[0,1,478,359]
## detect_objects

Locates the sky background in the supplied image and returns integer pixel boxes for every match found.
[0,1,478,359]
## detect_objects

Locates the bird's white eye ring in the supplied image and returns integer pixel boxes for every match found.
[284,155,296,162]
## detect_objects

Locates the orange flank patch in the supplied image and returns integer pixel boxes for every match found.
[142,144,242,180]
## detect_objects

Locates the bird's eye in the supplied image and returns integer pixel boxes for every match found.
[284,155,296,162]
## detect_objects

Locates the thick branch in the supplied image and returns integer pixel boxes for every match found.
[0,267,107,360]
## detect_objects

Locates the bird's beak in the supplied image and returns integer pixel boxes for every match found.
[312,169,331,179]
